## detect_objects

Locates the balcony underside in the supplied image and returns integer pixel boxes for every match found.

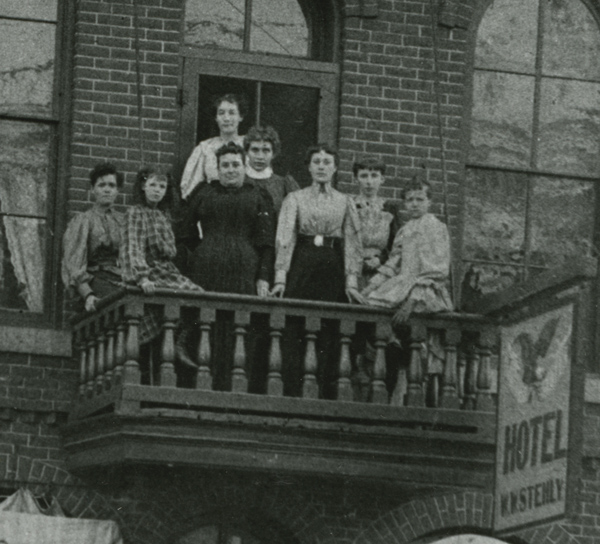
[63,384,495,488]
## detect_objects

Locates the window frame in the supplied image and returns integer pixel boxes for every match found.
[177,42,340,181]
[459,0,600,285]
[0,1,73,327]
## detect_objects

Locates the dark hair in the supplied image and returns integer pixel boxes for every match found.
[304,143,340,167]
[134,165,178,212]
[244,125,281,156]
[352,157,386,177]
[89,162,124,188]
[215,142,245,166]
[401,170,432,199]
[212,93,247,119]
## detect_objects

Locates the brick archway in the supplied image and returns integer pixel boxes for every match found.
[353,491,494,544]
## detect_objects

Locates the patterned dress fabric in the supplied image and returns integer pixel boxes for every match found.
[353,194,402,290]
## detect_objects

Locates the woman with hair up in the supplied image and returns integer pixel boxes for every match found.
[244,125,299,215]
[62,162,125,313]
[180,93,247,200]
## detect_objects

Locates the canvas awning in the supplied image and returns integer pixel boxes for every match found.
[0,489,123,544]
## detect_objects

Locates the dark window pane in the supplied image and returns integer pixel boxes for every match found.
[184,0,244,50]
[260,82,319,187]
[0,121,50,216]
[529,177,595,268]
[470,71,534,168]
[463,262,522,295]
[0,216,45,312]
[543,0,600,80]
[0,0,57,21]
[538,78,600,176]
[463,168,527,265]
[475,0,538,74]
[0,20,55,117]
[250,0,309,57]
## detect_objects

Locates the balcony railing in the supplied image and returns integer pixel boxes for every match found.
[70,287,498,416]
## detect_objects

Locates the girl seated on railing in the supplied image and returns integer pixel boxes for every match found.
[120,166,204,376]
[360,171,454,401]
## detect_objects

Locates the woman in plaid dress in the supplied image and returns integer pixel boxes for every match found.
[121,167,203,293]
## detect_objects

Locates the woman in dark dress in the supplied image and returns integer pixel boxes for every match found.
[179,142,275,390]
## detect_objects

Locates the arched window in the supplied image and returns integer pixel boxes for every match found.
[178,0,339,187]
[462,0,600,293]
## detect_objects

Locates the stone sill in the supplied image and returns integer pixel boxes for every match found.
[0,325,71,358]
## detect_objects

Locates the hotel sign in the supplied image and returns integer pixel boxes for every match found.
[494,299,585,534]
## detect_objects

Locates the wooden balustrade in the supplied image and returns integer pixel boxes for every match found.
[71,288,498,417]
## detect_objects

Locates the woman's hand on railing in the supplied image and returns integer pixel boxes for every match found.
[269,283,285,298]
[256,279,269,297]
[140,278,156,295]
[84,294,99,312]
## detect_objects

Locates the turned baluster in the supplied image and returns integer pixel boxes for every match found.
[104,321,116,390]
[123,301,143,385]
[114,321,126,384]
[476,328,495,412]
[371,321,390,404]
[95,324,106,394]
[86,328,96,397]
[77,329,87,398]
[463,343,479,411]
[302,316,320,399]
[457,350,467,401]
[196,308,214,390]
[337,320,354,401]
[440,326,461,409]
[267,311,284,396]
[232,311,250,393]
[406,322,426,407]
[160,303,178,388]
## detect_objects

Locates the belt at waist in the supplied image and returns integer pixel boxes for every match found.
[297,234,342,249]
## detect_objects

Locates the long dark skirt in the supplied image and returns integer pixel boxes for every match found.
[283,243,345,398]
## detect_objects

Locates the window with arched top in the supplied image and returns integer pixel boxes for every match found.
[178,0,340,187]
[462,0,600,294]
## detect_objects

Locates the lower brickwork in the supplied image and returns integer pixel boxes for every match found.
[0,348,598,543]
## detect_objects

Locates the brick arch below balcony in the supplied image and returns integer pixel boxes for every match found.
[352,491,580,544]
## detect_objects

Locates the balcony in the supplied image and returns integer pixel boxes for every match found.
[61,283,502,491]
[61,258,597,492]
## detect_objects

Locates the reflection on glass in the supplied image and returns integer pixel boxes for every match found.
[0,216,45,312]
[530,177,595,268]
[250,0,309,57]
[184,0,244,50]
[0,0,57,21]
[543,0,600,80]
[0,20,55,117]
[462,261,522,295]
[0,121,50,216]
[470,71,534,167]
[538,78,600,176]
[475,0,537,74]
[463,168,527,265]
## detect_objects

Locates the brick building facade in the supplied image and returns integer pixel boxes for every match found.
[0,0,599,543]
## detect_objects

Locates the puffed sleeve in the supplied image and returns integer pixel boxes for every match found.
[343,197,363,290]
[416,215,451,283]
[274,192,299,285]
[175,184,204,252]
[254,186,276,284]
[61,212,93,298]
[180,142,208,200]
[120,207,150,284]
